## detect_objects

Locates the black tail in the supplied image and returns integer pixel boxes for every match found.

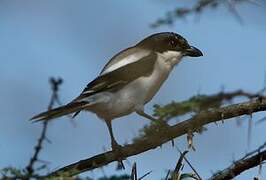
[30,102,88,122]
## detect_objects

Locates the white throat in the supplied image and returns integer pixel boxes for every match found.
[157,50,183,67]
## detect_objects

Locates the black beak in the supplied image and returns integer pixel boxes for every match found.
[185,46,203,57]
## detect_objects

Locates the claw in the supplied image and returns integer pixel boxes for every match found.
[111,140,125,169]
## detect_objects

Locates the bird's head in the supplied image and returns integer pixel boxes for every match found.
[136,32,203,58]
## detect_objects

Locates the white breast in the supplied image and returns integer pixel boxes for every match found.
[138,55,173,103]
[130,50,183,104]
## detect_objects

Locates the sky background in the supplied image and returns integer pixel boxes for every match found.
[0,0,266,179]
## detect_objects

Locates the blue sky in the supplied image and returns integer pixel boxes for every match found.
[0,0,266,179]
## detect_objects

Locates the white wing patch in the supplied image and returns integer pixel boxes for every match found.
[100,50,150,75]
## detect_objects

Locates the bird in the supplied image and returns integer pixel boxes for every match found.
[31,32,203,152]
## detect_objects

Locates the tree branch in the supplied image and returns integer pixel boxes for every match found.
[153,90,258,121]
[47,97,266,178]
[210,145,266,179]
[26,77,63,177]
[151,0,252,28]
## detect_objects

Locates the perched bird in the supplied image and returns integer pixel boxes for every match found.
[31,32,203,151]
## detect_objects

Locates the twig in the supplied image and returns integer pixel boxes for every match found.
[175,147,202,180]
[138,171,152,180]
[165,170,171,180]
[210,148,266,179]
[26,77,63,177]
[131,163,137,180]
[170,150,189,180]
[151,0,251,28]
[152,90,260,122]
[174,150,188,173]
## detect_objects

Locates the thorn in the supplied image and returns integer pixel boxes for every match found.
[247,114,253,148]
[187,130,196,151]
[44,136,52,144]
[171,139,175,147]
[221,113,225,123]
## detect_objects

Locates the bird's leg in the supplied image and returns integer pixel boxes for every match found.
[136,110,158,122]
[105,120,122,149]
[136,109,170,129]
[105,120,125,169]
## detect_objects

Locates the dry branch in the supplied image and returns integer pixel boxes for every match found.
[47,97,266,178]
[151,0,252,28]
[210,148,266,179]
[26,78,63,178]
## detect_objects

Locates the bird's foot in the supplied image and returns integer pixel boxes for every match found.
[111,141,125,169]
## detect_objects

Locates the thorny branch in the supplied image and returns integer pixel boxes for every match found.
[47,91,266,178]
[140,90,260,139]
[210,142,266,180]
[151,0,257,28]
[25,77,63,178]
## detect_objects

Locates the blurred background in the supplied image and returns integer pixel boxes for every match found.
[0,0,266,179]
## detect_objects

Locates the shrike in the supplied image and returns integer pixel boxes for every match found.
[31,32,203,151]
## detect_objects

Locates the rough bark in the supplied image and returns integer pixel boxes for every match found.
[47,97,266,178]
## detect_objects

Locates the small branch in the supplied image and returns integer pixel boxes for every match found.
[142,90,260,140]
[26,77,63,177]
[138,171,152,180]
[151,0,252,28]
[210,149,266,179]
[165,170,171,180]
[153,90,259,121]
[47,97,266,178]
[175,147,202,180]
[131,163,137,180]
[174,150,188,174]
[26,121,49,176]
[169,150,194,180]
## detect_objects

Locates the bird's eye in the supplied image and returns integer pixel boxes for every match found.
[170,40,176,46]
